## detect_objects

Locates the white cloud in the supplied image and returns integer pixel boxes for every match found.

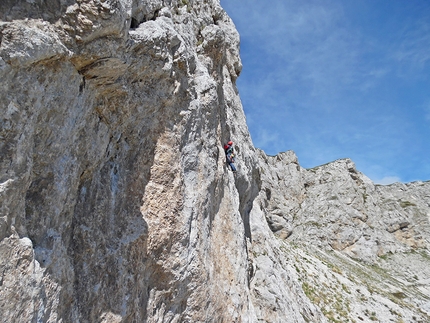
[232,0,370,112]
[425,101,430,122]
[397,25,430,64]
[373,176,401,185]
[252,127,285,155]
[390,14,430,79]
[222,0,430,182]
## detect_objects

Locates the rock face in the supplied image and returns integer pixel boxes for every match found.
[1,1,429,322]
[256,152,430,322]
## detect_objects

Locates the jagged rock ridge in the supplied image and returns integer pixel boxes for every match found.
[256,151,430,322]
[1,1,429,322]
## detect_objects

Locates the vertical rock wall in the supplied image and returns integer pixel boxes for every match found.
[0,1,265,321]
[254,151,430,322]
[1,1,429,323]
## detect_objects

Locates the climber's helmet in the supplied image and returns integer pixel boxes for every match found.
[228,141,233,146]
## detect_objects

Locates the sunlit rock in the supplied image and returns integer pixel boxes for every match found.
[1,1,429,322]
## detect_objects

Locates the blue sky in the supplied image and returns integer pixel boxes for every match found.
[220,0,430,184]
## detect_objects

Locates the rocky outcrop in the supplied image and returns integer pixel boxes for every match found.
[255,151,430,322]
[258,152,430,261]
[1,1,429,322]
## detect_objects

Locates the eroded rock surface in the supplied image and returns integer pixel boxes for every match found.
[1,1,429,322]
[256,151,430,322]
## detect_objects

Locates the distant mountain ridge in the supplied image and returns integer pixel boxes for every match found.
[1,1,429,322]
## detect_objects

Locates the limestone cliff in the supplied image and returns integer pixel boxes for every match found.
[1,1,429,322]
[255,152,430,322]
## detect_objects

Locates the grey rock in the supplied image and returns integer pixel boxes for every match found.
[256,151,430,321]
[1,1,429,322]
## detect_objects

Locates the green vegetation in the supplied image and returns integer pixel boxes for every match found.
[400,200,416,208]
[364,309,378,321]
[300,269,351,322]
[377,251,393,260]
[362,193,369,203]
[392,292,407,299]
[280,242,430,322]
[179,0,192,13]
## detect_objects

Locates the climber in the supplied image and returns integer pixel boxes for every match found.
[223,140,237,173]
